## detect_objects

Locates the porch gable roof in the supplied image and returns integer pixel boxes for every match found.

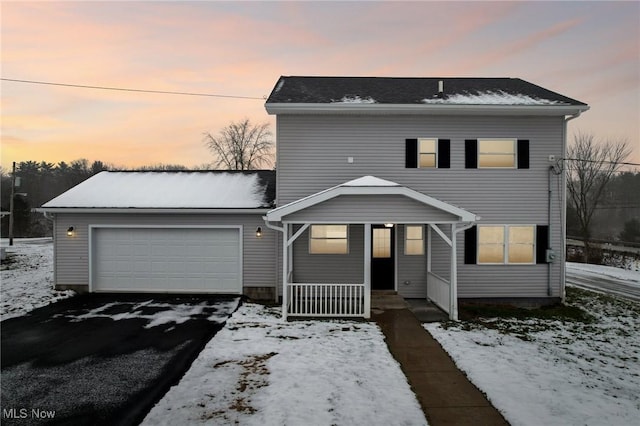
[266,176,479,223]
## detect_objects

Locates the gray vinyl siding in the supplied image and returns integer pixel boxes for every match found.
[291,224,365,284]
[286,195,458,223]
[397,225,427,298]
[276,114,565,298]
[430,224,452,280]
[53,213,277,291]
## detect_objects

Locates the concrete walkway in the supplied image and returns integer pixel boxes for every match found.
[371,294,508,425]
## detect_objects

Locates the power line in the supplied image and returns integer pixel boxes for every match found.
[563,157,640,167]
[0,77,265,100]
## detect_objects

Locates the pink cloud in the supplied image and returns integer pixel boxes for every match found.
[453,17,585,75]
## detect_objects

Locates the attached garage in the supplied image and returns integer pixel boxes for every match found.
[40,171,277,299]
[91,226,242,294]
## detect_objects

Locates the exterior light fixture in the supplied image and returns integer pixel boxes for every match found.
[67,226,75,237]
[384,223,394,228]
[256,226,262,238]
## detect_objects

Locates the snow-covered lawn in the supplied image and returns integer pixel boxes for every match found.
[1,238,427,425]
[143,302,427,425]
[1,238,74,320]
[5,239,639,425]
[426,287,640,426]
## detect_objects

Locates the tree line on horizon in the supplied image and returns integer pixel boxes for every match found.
[0,159,227,238]
[1,158,638,244]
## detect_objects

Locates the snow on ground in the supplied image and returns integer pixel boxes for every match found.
[1,238,74,320]
[7,239,639,425]
[63,298,241,328]
[426,287,640,426]
[567,262,640,285]
[143,303,427,426]
[1,239,426,425]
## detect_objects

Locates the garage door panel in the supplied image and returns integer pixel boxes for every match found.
[93,227,241,293]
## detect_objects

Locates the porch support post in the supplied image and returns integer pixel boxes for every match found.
[282,222,289,321]
[363,223,371,319]
[449,223,459,321]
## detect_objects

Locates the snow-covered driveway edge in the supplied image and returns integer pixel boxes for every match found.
[1,238,75,321]
[142,303,428,426]
[567,261,640,284]
[425,287,640,426]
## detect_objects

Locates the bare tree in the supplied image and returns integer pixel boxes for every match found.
[204,118,273,170]
[566,132,631,262]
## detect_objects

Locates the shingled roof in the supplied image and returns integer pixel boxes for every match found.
[266,76,587,107]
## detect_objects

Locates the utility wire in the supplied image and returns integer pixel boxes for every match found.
[0,78,265,100]
[563,157,640,167]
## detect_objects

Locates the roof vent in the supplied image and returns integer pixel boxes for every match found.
[437,80,445,98]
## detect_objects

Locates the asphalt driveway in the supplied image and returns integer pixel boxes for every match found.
[1,293,241,426]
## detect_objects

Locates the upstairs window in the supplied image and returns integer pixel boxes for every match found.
[419,138,437,168]
[406,139,450,168]
[466,139,529,169]
[478,139,516,168]
[405,225,424,255]
[309,225,349,254]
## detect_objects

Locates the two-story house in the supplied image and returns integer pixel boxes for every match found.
[41,76,588,320]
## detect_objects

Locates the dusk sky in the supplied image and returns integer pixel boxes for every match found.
[2,1,639,171]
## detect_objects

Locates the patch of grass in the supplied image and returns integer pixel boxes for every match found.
[458,301,594,323]
[0,253,18,270]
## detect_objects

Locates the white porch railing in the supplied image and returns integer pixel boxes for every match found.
[287,283,366,317]
[427,272,450,314]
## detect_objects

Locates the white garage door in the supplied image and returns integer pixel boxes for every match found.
[92,227,241,293]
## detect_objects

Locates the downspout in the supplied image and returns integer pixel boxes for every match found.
[557,111,583,301]
[547,164,553,297]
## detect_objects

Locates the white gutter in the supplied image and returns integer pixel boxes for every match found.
[36,208,271,214]
[262,216,284,233]
[266,103,590,116]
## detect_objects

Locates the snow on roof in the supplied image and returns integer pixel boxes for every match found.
[341,176,400,187]
[42,171,271,209]
[422,90,568,105]
[332,95,377,104]
[274,78,285,93]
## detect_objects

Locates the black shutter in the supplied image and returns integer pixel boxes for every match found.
[437,139,450,168]
[517,140,530,169]
[465,139,477,168]
[405,139,418,168]
[536,225,548,264]
[464,226,477,264]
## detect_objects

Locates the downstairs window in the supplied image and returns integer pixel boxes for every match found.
[477,225,535,264]
[405,225,424,255]
[309,225,349,254]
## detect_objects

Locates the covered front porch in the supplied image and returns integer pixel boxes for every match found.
[264,176,478,321]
